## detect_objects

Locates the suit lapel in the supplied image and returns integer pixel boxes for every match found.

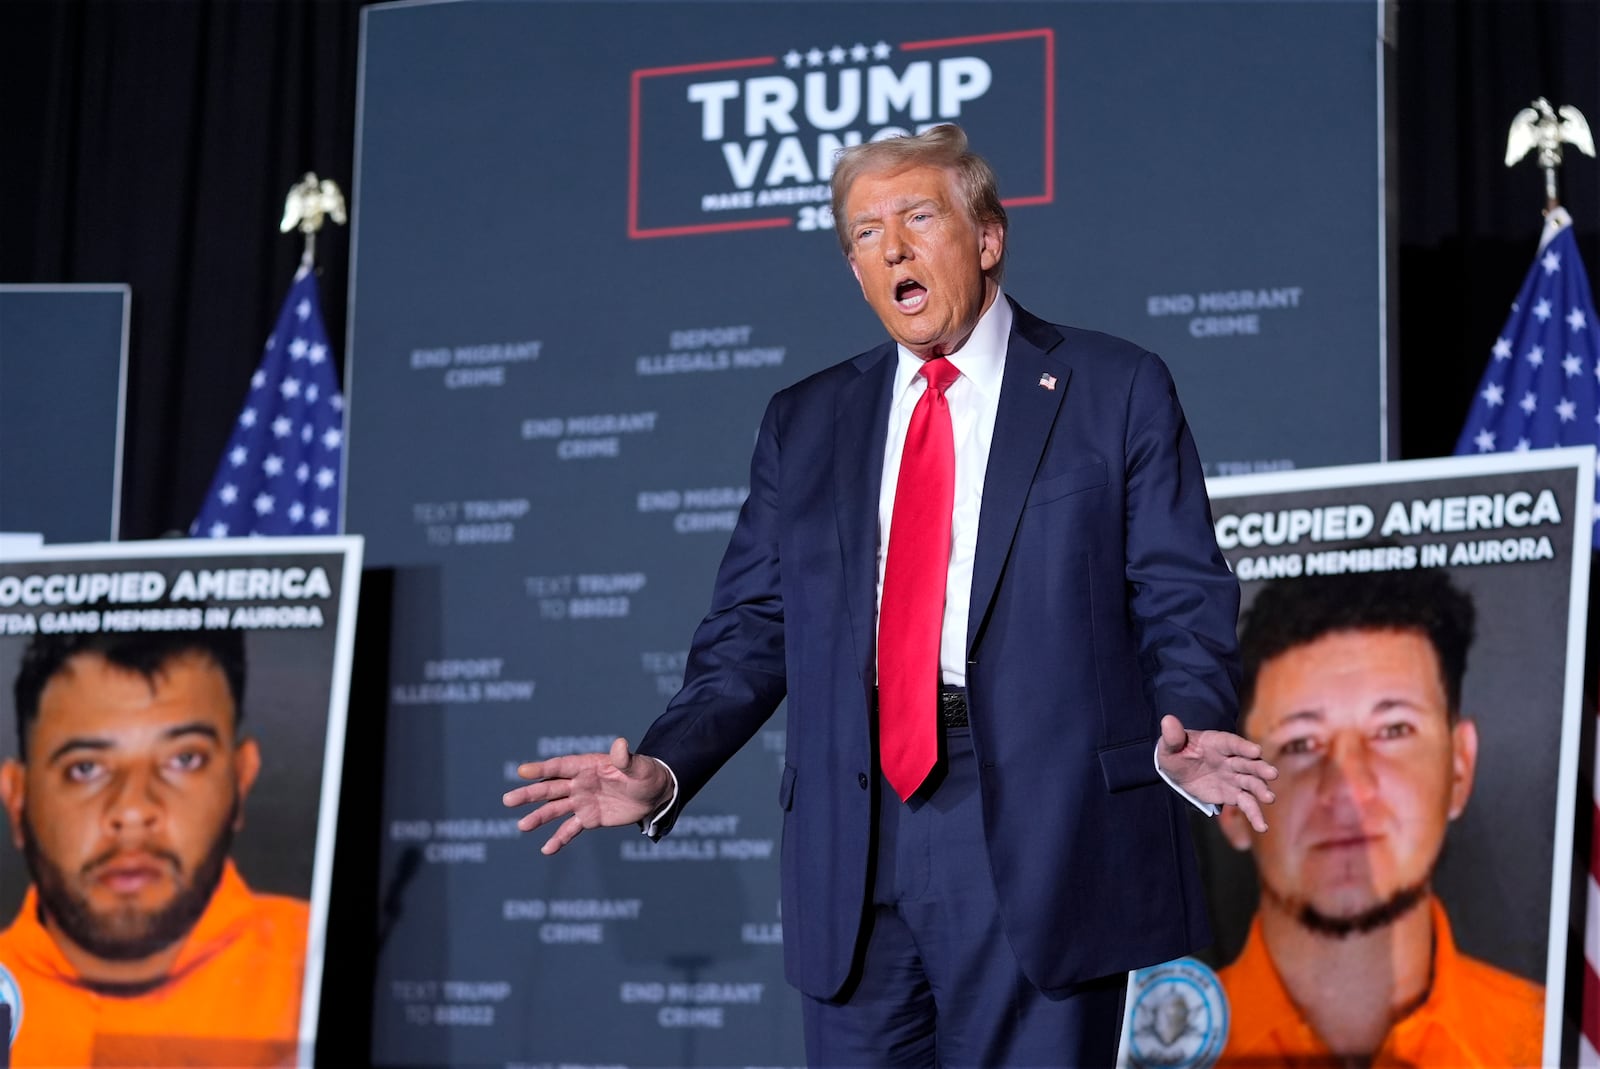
[835,343,897,684]
[967,304,1069,654]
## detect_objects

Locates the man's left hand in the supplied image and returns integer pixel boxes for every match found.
[1157,715,1277,832]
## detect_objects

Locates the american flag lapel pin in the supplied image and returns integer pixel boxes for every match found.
[1038,373,1057,391]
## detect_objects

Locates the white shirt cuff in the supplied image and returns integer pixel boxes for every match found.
[1155,742,1219,816]
[639,757,679,837]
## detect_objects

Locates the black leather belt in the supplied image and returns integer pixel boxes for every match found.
[874,686,969,728]
[938,687,970,728]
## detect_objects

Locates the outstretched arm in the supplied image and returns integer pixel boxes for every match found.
[1156,715,1277,832]
[502,737,674,855]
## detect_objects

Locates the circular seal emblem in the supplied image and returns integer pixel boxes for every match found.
[1123,957,1226,1069]
[0,960,21,1047]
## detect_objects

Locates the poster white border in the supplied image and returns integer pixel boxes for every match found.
[0,534,364,1066]
[1207,447,1593,1066]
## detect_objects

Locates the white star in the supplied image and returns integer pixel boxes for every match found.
[322,428,343,450]
[251,370,267,390]
[239,408,257,428]
[1569,308,1587,332]
[1519,391,1539,414]
[272,416,293,438]
[1558,398,1577,422]
[289,337,309,359]
[1526,345,1544,367]
[872,40,891,60]
[296,463,310,483]
[1514,438,1532,452]
[253,492,275,515]
[308,343,328,364]
[302,424,313,443]
[1493,337,1512,360]
[229,445,248,467]
[288,502,306,523]
[1481,383,1504,407]
[1542,250,1561,275]
[311,507,331,529]
[850,43,869,62]
[330,394,344,412]
[1534,298,1553,322]
[316,467,336,489]
[1564,354,1584,377]
[219,484,238,504]
[263,454,284,477]
[828,45,846,64]
[806,47,824,66]
[783,49,802,69]
[280,377,301,399]
[1474,428,1496,452]
[295,298,312,321]
[306,383,319,403]
[209,522,229,538]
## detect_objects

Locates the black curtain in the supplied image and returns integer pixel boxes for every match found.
[1398,0,1600,458]
[0,0,361,539]
[5,0,1599,524]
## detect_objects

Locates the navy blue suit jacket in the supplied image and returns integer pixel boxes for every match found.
[638,300,1241,1001]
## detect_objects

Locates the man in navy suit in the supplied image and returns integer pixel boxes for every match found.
[505,125,1277,1067]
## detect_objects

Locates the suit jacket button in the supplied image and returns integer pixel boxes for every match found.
[857,772,869,790]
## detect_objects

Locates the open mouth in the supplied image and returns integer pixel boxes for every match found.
[894,278,927,311]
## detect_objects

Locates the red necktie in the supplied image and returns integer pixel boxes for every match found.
[878,356,960,801]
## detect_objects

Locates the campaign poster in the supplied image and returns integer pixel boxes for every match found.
[1122,449,1593,1069]
[0,537,363,1068]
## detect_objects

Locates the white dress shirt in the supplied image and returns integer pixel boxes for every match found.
[875,291,1012,687]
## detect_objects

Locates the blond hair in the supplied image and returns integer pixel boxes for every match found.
[829,124,1008,277]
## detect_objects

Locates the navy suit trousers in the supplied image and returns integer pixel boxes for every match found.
[800,729,1127,1069]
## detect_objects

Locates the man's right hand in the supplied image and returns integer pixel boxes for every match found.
[501,737,673,855]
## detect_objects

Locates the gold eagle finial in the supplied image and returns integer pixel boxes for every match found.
[1505,98,1595,211]
[280,173,348,266]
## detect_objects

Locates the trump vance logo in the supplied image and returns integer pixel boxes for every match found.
[628,27,1054,239]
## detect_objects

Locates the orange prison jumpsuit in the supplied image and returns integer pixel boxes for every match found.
[1216,897,1545,1068]
[0,861,308,1068]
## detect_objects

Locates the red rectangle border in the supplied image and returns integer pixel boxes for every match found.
[628,28,1054,238]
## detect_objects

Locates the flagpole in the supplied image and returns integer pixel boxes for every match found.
[1507,98,1600,1069]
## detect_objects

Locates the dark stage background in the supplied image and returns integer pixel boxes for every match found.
[3,0,1600,1065]
[5,1,1599,543]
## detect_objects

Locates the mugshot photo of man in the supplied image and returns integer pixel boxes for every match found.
[1213,567,1544,1067]
[0,630,307,1068]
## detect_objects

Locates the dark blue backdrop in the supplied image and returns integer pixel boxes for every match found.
[345,3,1389,1065]
[0,286,128,542]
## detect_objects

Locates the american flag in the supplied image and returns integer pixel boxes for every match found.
[190,261,344,538]
[1455,208,1600,1063]
[1455,207,1600,551]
